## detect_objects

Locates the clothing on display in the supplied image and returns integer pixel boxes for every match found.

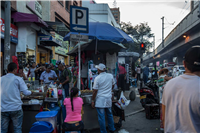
[106,52,117,70]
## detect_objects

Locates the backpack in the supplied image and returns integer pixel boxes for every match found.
[63,69,72,83]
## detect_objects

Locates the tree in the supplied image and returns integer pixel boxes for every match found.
[120,22,154,53]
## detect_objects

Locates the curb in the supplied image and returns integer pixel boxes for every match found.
[125,108,145,117]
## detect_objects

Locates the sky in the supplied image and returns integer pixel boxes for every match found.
[94,0,191,49]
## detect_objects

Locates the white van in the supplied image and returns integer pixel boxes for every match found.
[172,65,185,77]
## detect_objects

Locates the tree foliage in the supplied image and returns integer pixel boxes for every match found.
[120,22,154,53]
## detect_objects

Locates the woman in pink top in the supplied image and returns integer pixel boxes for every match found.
[62,87,84,133]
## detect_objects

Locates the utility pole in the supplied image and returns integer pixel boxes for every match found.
[161,16,164,48]
[153,35,155,54]
[4,1,11,73]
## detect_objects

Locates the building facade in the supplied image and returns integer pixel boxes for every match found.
[48,0,82,65]
[82,1,120,28]
[4,0,82,66]
[110,8,120,24]
[1,1,18,75]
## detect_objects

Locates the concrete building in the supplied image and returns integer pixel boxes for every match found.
[82,1,120,28]
[10,0,82,65]
[110,8,120,24]
[41,0,81,65]
[1,1,18,75]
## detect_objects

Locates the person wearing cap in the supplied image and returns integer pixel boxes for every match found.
[162,46,200,132]
[40,64,57,84]
[91,63,116,133]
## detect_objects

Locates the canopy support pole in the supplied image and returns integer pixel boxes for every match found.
[95,38,97,54]
[78,33,81,90]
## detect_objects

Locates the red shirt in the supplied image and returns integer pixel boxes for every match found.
[119,65,127,75]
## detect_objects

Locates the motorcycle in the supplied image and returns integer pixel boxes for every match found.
[138,79,159,108]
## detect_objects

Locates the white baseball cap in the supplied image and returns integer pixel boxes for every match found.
[95,63,106,71]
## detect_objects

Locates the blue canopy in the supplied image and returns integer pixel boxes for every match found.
[63,22,133,44]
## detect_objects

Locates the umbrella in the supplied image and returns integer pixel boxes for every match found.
[63,22,133,44]
[67,40,126,55]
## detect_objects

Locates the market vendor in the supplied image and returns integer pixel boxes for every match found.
[16,66,28,80]
[40,64,57,84]
[57,61,70,97]
[1,62,33,133]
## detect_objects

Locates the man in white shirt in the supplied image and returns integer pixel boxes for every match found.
[91,63,116,133]
[1,62,32,133]
[162,46,200,133]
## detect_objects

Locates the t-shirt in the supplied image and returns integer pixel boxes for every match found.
[60,69,69,84]
[64,97,83,122]
[143,67,150,76]
[162,74,200,133]
[30,67,36,77]
[119,65,126,75]
[40,70,57,84]
[137,68,141,74]
[93,72,115,108]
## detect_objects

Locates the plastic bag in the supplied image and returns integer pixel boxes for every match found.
[116,91,130,109]
[118,129,129,133]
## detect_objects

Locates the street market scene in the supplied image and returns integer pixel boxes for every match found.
[1,0,200,133]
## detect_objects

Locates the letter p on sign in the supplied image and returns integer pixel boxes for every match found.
[70,6,89,33]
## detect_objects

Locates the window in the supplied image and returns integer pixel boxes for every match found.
[115,16,118,18]
[65,1,69,11]
[58,0,64,6]
[73,0,78,6]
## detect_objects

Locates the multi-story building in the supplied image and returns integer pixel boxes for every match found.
[41,0,81,65]
[1,1,18,75]
[110,7,120,24]
[6,0,81,66]
[82,1,120,28]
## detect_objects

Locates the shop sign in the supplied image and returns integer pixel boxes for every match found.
[55,46,68,56]
[70,34,88,42]
[26,1,42,18]
[0,18,18,44]
[55,33,69,51]
[39,33,62,46]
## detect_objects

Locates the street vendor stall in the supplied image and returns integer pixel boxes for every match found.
[63,22,134,131]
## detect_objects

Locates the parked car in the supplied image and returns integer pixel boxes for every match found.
[172,65,185,77]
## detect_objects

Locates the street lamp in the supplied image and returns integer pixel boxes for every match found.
[183,34,187,38]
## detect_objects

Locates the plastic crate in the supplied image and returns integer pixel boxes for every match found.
[35,111,58,129]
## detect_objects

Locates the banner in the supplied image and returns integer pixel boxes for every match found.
[0,18,18,44]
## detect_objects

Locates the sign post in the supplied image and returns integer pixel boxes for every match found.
[70,6,89,90]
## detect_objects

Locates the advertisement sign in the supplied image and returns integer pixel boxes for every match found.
[0,18,18,44]
[38,33,62,46]
[55,33,69,55]
[26,1,42,18]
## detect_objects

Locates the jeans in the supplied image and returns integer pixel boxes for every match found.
[1,109,23,133]
[143,74,148,84]
[63,83,69,98]
[62,121,84,133]
[96,108,115,133]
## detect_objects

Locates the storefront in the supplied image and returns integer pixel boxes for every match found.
[11,11,48,66]
[38,33,62,64]
[37,46,51,64]
[54,46,69,65]
[0,18,18,73]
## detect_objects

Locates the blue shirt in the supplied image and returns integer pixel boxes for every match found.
[1,73,31,112]
[40,70,57,84]
[143,67,150,76]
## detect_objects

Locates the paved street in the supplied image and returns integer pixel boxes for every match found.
[89,88,160,133]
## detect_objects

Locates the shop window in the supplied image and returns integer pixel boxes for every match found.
[65,1,69,11]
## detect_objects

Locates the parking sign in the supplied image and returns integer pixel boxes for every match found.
[70,6,89,33]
